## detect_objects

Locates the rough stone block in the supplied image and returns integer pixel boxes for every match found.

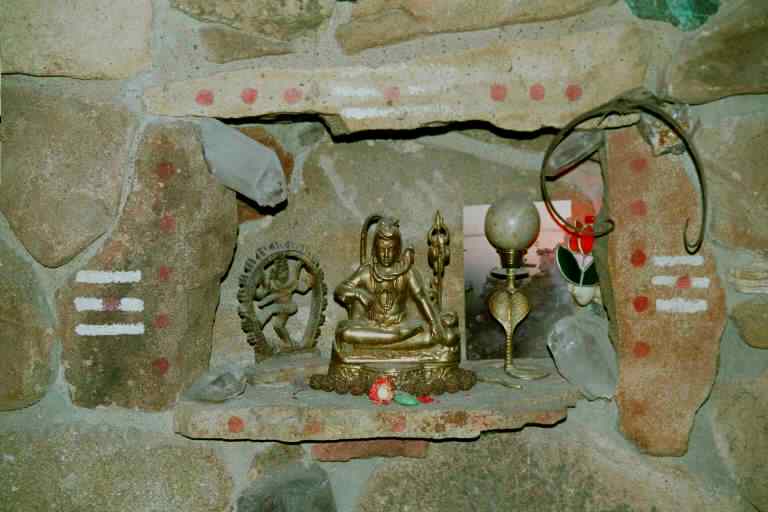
[358,425,746,512]
[730,298,768,349]
[696,110,768,253]
[337,0,615,54]
[597,127,726,455]
[248,443,305,480]
[0,78,138,267]
[710,372,768,510]
[237,464,336,512]
[0,235,55,410]
[0,427,232,511]
[144,25,650,133]
[199,25,292,64]
[170,0,334,41]
[57,121,237,410]
[664,0,768,103]
[0,0,152,79]
[311,439,429,462]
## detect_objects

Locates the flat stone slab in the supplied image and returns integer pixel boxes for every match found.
[174,359,581,441]
[145,24,649,134]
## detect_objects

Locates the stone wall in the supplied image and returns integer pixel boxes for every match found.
[2,0,768,510]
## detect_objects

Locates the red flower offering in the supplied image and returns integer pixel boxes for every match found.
[368,376,395,405]
[416,395,434,404]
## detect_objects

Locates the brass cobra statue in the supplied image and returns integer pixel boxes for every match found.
[310,213,476,395]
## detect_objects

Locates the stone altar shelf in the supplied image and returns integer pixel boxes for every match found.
[174,359,581,442]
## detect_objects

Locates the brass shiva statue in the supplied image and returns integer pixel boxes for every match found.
[310,213,476,395]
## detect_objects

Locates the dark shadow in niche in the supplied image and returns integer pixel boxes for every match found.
[217,114,558,144]
[237,192,288,217]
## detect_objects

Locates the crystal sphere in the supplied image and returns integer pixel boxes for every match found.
[484,195,540,251]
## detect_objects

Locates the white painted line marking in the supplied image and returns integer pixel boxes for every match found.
[74,298,103,311]
[75,323,145,336]
[119,298,144,312]
[656,299,708,313]
[74,297,145,312]
[652,256,704,267]
[651,276,710,288]
[76,271,142,284]
[331,86,380,98]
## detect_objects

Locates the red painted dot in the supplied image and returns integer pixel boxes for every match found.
[241,87,258,104]
[529,83,546,101]
[155,162,175,181]
[103,297,121,312]
[228,416,245,433]
[153,313,170,329]
[283,87,303,104]
[158,265,173,282]
[630,249,647,267]
[152,357,170,376]
[195,89,214,106]
[633,295,650,313]
[676,275,692,289]
[632,341,651,358]
[630,158,648,174]
[628,399,647,416]
[383,86,400,102]
[565,84,582,102]
[490,83,507,102]
[159,213,176,233]
[629,199,647,216]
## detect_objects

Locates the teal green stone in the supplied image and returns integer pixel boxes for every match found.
[625,0,719,31]
[394,392,420,406]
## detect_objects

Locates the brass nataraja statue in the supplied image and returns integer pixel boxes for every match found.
[310,212,476,395]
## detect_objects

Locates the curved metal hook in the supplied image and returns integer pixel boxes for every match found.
[540,88,706,254]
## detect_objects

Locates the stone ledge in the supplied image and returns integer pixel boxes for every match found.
[174,360,581,441]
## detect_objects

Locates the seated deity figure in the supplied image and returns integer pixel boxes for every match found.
[310,213,476,395]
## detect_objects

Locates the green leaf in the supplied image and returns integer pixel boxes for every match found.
[556,245,582,285]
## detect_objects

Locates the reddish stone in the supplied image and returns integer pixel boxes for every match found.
[629,157,648,174]
[103,297,121,311]
[153,313,171,329]
[303,420,324,436]
[529,83,545,101]
[311,440,429,462]
[158,265,173,282]
[632,341,651,358]
[565,84,582,102]
[383,86,400,102]
[378,412,407,433]
[240,87,258,104]
[195,89,214,106]
[676,275,692,289]
[600,127,726,455]
[155,162,175,181]
[159,213,176,233]
[629,199,647,216]
[630,249,647,267]
[152,357,170,376]
[632,295,649,313]
[283,87,303,104]
[228,416,245,433]
[490,83,507,102]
